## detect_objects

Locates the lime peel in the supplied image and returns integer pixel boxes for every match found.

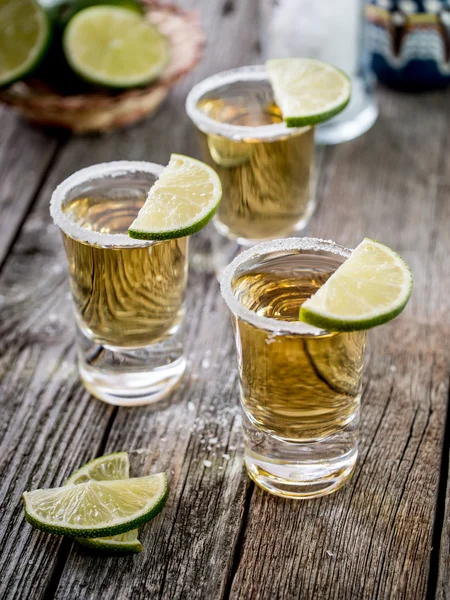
[300,238,413,332]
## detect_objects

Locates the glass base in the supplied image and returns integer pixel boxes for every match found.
[242,410,358,499]
[316,76,378,146]
[77,327,186,407]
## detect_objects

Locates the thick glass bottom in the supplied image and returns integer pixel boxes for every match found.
[242,410,359,499]
[77,326,186,406]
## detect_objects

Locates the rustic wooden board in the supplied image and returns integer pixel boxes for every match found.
[0,1,450,599]
[0,106,63,266]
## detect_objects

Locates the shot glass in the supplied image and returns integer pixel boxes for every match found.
[186,67,315,269]
[50,162,188,406]
[221,238,367,499]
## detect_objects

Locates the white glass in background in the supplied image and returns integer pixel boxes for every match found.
[260,0,378,145]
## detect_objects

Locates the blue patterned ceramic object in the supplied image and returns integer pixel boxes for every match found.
[366,0,450,89]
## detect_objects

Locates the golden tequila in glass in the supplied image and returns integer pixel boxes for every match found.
[221,238,367,499]
[50,162,187,406]
[186,67,315,247]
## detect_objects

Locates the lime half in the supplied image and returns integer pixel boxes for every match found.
[23,474,168,538]
[63,6,169,88]
[0,0,51,87]
[300,238,413,332]
[266,58,351,127]
[66,452,141,554]
[129,154,222,240]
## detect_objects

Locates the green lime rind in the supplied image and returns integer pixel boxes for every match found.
[299,238,413,332]
[0,0,52,88]
[23,474,168,538]
[62,6,170,89]
[300,298,410,332]
[128,203,219,240]
[75,531,143,554]
[285,95,350,127]
[65,452,130,485]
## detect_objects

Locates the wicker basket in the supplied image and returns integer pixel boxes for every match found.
[0,1,204,133]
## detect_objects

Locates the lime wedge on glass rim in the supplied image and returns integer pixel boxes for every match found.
[128,154,222,240]
[23,473,168,538]
[300,238,413,332]
[63,6,169,88]
[66,452,142,554]
[0,0,51,87]
[266,58,351,127]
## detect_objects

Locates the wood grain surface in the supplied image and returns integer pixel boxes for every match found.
[0,0,449,599]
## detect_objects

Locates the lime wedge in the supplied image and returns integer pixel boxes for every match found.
[76,529,143,554]
[266,58,351,127]
[63,6,169,88]
[0,0,51,87]
[66,452,141,554]
[300,238,413,332]
[66,452,130,485]
[23,474,168,538]
[128,154,222,240]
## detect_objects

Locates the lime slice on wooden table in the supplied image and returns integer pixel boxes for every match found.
[66,452,142,554]
[0,0,51,87]
[63,6,169,88]
[128,154,222,240]
[300,238,413,332]
[266,58,351,127]
[23,473,168,538]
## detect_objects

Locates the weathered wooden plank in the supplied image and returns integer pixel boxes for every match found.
[435,148,450,600]
[437,437,450,600]
[0,105,63,265]
[229,88,450,600]
[1,3,449,600]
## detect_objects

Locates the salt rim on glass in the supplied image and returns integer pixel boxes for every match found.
[220,237,352,336]
[50,161,164,248]
[185,65,310,142]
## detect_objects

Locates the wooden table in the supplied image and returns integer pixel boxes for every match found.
[1,1,449,598]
